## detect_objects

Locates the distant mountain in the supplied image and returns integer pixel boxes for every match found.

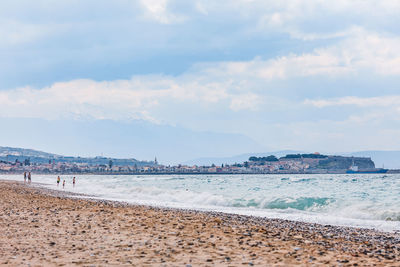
[0,146,153,166]
[0,146,59,158]
[0,118,265,164]
[183,150,304,166]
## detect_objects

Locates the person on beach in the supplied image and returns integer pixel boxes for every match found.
[28,172,31,184]
[72,177,76,187]
[57,176,61,186]
[62,179,65,188]
[24,172,27,183]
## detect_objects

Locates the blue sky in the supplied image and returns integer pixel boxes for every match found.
[1,0,400,161]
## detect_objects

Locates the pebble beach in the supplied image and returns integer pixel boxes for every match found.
[1,180,399,266]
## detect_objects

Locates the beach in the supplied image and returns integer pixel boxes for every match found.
[0,180,399,266]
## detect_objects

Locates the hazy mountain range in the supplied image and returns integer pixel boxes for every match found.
[1,118,399,168]
[0,118,263,164]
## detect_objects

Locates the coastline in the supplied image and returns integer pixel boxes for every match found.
[1,180,399,266]
[1,171,396,175]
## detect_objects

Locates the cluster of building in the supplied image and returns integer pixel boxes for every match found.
[0,160,149,174]
[0,152,374,174]
[1,152,391,175]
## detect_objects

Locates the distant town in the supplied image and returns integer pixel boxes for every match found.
[0,146,398,175]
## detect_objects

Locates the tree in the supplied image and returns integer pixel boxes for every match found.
[264,155,278,161]
[249,155,278,162]
[108,160,113,169]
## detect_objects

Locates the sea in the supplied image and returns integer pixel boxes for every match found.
[3,173,400,232]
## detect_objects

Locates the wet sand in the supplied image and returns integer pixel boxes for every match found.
[0,180,399,266]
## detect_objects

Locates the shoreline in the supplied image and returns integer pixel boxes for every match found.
[23,179,400,234]
[4,176,399,233]
[2,171,398,175]
[1,180,399,266]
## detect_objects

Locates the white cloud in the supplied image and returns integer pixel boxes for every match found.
[199,29,400,81]
[250,0,400,40]
[1,0,400,154]
[0,75,261,121]
[1,28,400,123]
[305,95,400,108]
[139,0,186,24]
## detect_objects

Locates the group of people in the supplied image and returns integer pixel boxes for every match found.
[57,176,76,188]
[23,172,32,183]
[23,172,77,188]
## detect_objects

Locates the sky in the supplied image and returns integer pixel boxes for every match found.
[1,0,400,161]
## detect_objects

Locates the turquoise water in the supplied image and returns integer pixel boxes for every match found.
[3,173,400,231]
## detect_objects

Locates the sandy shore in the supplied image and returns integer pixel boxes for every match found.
[0,180,399,266]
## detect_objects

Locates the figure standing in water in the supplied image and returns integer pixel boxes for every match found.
[62,179,65,188]
[57,176,61,186]
[72,177,76,187]
[24,172,27,183]
[28,172,31,184]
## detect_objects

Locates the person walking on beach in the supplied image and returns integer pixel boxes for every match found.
[62,179,65,188]
[57,176,61,186]
[72,177,76,187]
[28,172,31,184]
[24,172,27,183]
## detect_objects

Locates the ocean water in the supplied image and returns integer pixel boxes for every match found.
[3,173,400,232]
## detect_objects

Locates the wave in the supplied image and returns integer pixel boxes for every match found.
[119,186,232,207]
[2,173,400,231]
[262,197,333,210]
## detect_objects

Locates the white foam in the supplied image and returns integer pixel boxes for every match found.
[2,173,400,232]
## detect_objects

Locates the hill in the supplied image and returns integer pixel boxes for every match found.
[0,146,153,166]
[185,150,400,169]
[183,150,303,166]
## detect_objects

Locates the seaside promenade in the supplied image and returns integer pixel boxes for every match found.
[1,180,399,266]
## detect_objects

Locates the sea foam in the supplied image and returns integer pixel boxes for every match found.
[2,173,400,232]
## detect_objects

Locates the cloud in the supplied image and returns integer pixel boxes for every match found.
[0,75,261,121]
[197,30,400,82]
[1,28,400,124]
[251,0,400,40]
[139,0,186,24]
[305,95,400,108]
[1,0,400,154]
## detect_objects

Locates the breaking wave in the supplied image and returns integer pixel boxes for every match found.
[2,173,400,231]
